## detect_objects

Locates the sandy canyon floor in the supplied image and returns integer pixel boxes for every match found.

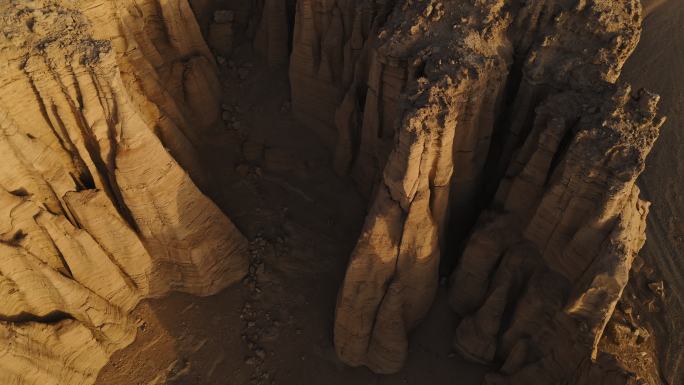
[96,45,487,385]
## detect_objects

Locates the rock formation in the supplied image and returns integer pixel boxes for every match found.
[289,0,381,147]
[0,1,248,384]
[190,0,295,67]
[0,0,670,384]
[317,0,665,383]
[254,0,291,66]
[451,85,662,385]
[333,0,513,372]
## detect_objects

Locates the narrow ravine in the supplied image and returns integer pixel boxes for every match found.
[96,44,488,385]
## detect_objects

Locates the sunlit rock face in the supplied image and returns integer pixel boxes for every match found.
[0,1,248,384]
[285,1,664,383]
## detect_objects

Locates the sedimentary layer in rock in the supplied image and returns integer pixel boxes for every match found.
[451,85,663,385]
[330,1,663,383]
[289,0,397,149]
[0,1,248,384]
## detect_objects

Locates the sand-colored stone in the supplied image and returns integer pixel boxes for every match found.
[333,0,513,372]
[0,1,248,384]
[0,0,674,384]
[323,1,665,384]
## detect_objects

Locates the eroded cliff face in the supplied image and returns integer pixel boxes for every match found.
[0,1,248,384]
[451,86,661,385]
[0,0,668,384]
[284,0,665,383]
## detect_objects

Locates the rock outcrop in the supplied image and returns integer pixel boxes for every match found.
[322,0,665,383]
[333,0,513,373]
[189,0,295,67]
[254,0,292,66]
[289,0,396,148]
[451,85,662,385]
[0,0,669,384]
[0,1,248,384]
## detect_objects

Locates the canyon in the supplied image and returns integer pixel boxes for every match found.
[0,1,677,385]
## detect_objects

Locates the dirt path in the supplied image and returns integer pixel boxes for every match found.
[96,46,486,385]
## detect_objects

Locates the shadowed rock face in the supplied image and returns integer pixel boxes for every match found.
[0,0,669,384]
[452,86,662,385]
[0,1,248,384]
[285,0,665,383]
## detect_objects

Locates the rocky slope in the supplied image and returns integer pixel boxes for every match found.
[0,1,248,384]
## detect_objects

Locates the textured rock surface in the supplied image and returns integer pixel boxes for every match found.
[333,0,513,373]
[190,0,295,66]
[0,0,672,384]
[0,1,248,384]
[289,0,395,148]
[321,0,666,383]
[254,0,291,66]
